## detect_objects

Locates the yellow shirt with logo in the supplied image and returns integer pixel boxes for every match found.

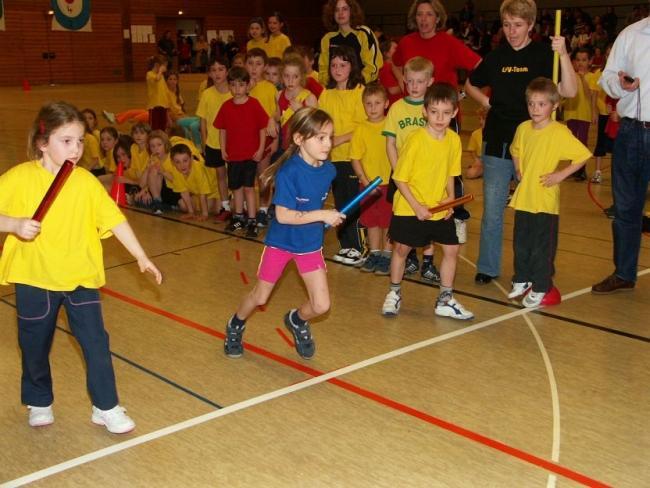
[349,119,392,184]
[382,98,426,151]
[509,121,592,214]
[0,161,126,290]
[392,128,461,220]
[318,84,366,162]
[196,86,232,149]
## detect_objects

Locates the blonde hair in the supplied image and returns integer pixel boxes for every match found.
[260,107,333,186]
[281,54,307,86]
[500,0,537,25]
[404,56,434,78]
[407,0,448,32]
[28,101,84,160]
[148,130,170,153]
[525,77,560,105]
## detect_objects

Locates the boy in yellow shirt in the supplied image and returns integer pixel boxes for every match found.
[0,102,161,432]
[508,78,591,307]
[171,143,220,221]
[563,48,593,181]
[381,83,473,320]
[350,83,393,275]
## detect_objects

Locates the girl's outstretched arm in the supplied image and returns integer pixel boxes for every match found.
[275,205,344,227]
[112,221,163,284]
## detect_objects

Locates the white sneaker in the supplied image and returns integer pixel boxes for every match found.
[382,290,401,316]
[522,291,545,308]
[333,248,351,263]
[92,405,135,434]
[340,248,364,266]
[454,218,467,244]
[435,297,474,320]
[28,405,54,427]
[508,281,532,299]
[102,110,116,124]
[590,170,602,184]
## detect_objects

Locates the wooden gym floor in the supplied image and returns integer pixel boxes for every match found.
[0,77,648,487]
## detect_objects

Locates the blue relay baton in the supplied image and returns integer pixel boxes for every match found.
[325,176,383,228]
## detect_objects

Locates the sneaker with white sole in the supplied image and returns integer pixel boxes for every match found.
[522,291,545,308]
[340,248,364,266]
[508,281,532,299]
[382,290,401,316]
[28,405,54,427]
[333,248,352,263]
[590,170,602,184]
[435,297,474,320]
[454,218,467,244]
[91,405,135,434]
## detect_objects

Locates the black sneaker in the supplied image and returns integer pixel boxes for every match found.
[420,261,441,284]
[604,206,615,219]
[245,220,259,238]
[405,250,419,275]
[283,310,315,359]
[226,218,245,233]
[256,210,268,228]
[224,317,245,358]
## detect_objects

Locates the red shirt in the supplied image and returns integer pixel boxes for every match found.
[305,76,324,99]
[214,97,269,161]
[378,61,402,107]
[393,31,481,87]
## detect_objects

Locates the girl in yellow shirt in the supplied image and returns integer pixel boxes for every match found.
[0,102,161,433]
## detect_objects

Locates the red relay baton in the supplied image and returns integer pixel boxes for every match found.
[427,194,474,214]
[32,160,74,222]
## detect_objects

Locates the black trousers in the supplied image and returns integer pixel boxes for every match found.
[332,161,362,251]
[513,210,558,293]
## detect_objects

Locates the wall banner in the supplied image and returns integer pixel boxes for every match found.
[51,0,92,32]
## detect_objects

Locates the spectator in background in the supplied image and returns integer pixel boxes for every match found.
[158,30,176,70]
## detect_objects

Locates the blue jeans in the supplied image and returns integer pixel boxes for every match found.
[611,118,650,282]
[477,152,516,277]
[16,285,119,410]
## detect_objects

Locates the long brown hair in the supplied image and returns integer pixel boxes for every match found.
[28,101,84,160]
[260,107,333,186]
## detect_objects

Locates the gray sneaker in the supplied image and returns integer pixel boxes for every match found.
[374,255,391,275]
[284,310,315,359]
[360,253,379,273]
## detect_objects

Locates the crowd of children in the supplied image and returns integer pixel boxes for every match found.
[2,2,635,434]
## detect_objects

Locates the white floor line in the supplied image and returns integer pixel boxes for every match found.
[6,266,645,487]
[459,255,562,488]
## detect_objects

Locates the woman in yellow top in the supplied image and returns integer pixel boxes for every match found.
[265,11,292,59]
[0,102,161,433]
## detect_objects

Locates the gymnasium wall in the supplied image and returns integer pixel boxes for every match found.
[0,0,324,86]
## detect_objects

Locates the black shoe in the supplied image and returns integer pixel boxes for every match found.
[224,317,245,358]
[256,210,268,228]
[604,206,615,219]
[284,310,315,359]
[475,272,494,284]
[245,220,259,238]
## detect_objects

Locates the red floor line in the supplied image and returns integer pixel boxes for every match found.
[235,250,241,261]
[275,328,294,348]
[240,271,249,285]
[100,286,611,487]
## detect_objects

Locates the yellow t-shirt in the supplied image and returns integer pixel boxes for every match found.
[250,79,278,118]
[196,86,232,149]
[585,70,608,116]
[0,161,126,290]
[167,87,184,119]
[318,84,366,162]
[467,127,482,154]
[146,70,170,109]
[247,38,268,52]
[79,132,101,170]
[264,33,291,59]
[349,119,392,184]
[392,128,462,220]
[279,89,312,127]
[382,98,426,151]
[563,74,592,122]
[101,150,117,173]
[509,121,592,215]
[127,143,149,181]
[173,162,219,199]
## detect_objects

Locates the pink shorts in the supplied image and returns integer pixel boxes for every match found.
[359,184,392,229]
[257,246,327,283]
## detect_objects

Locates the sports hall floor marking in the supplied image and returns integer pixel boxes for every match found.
[3,277,629,488]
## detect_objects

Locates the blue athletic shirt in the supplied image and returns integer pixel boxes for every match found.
[265,153,336,253]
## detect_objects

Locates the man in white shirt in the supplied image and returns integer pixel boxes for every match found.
[592,14,650,294]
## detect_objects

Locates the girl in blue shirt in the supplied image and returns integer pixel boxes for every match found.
[224,108,344,360]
